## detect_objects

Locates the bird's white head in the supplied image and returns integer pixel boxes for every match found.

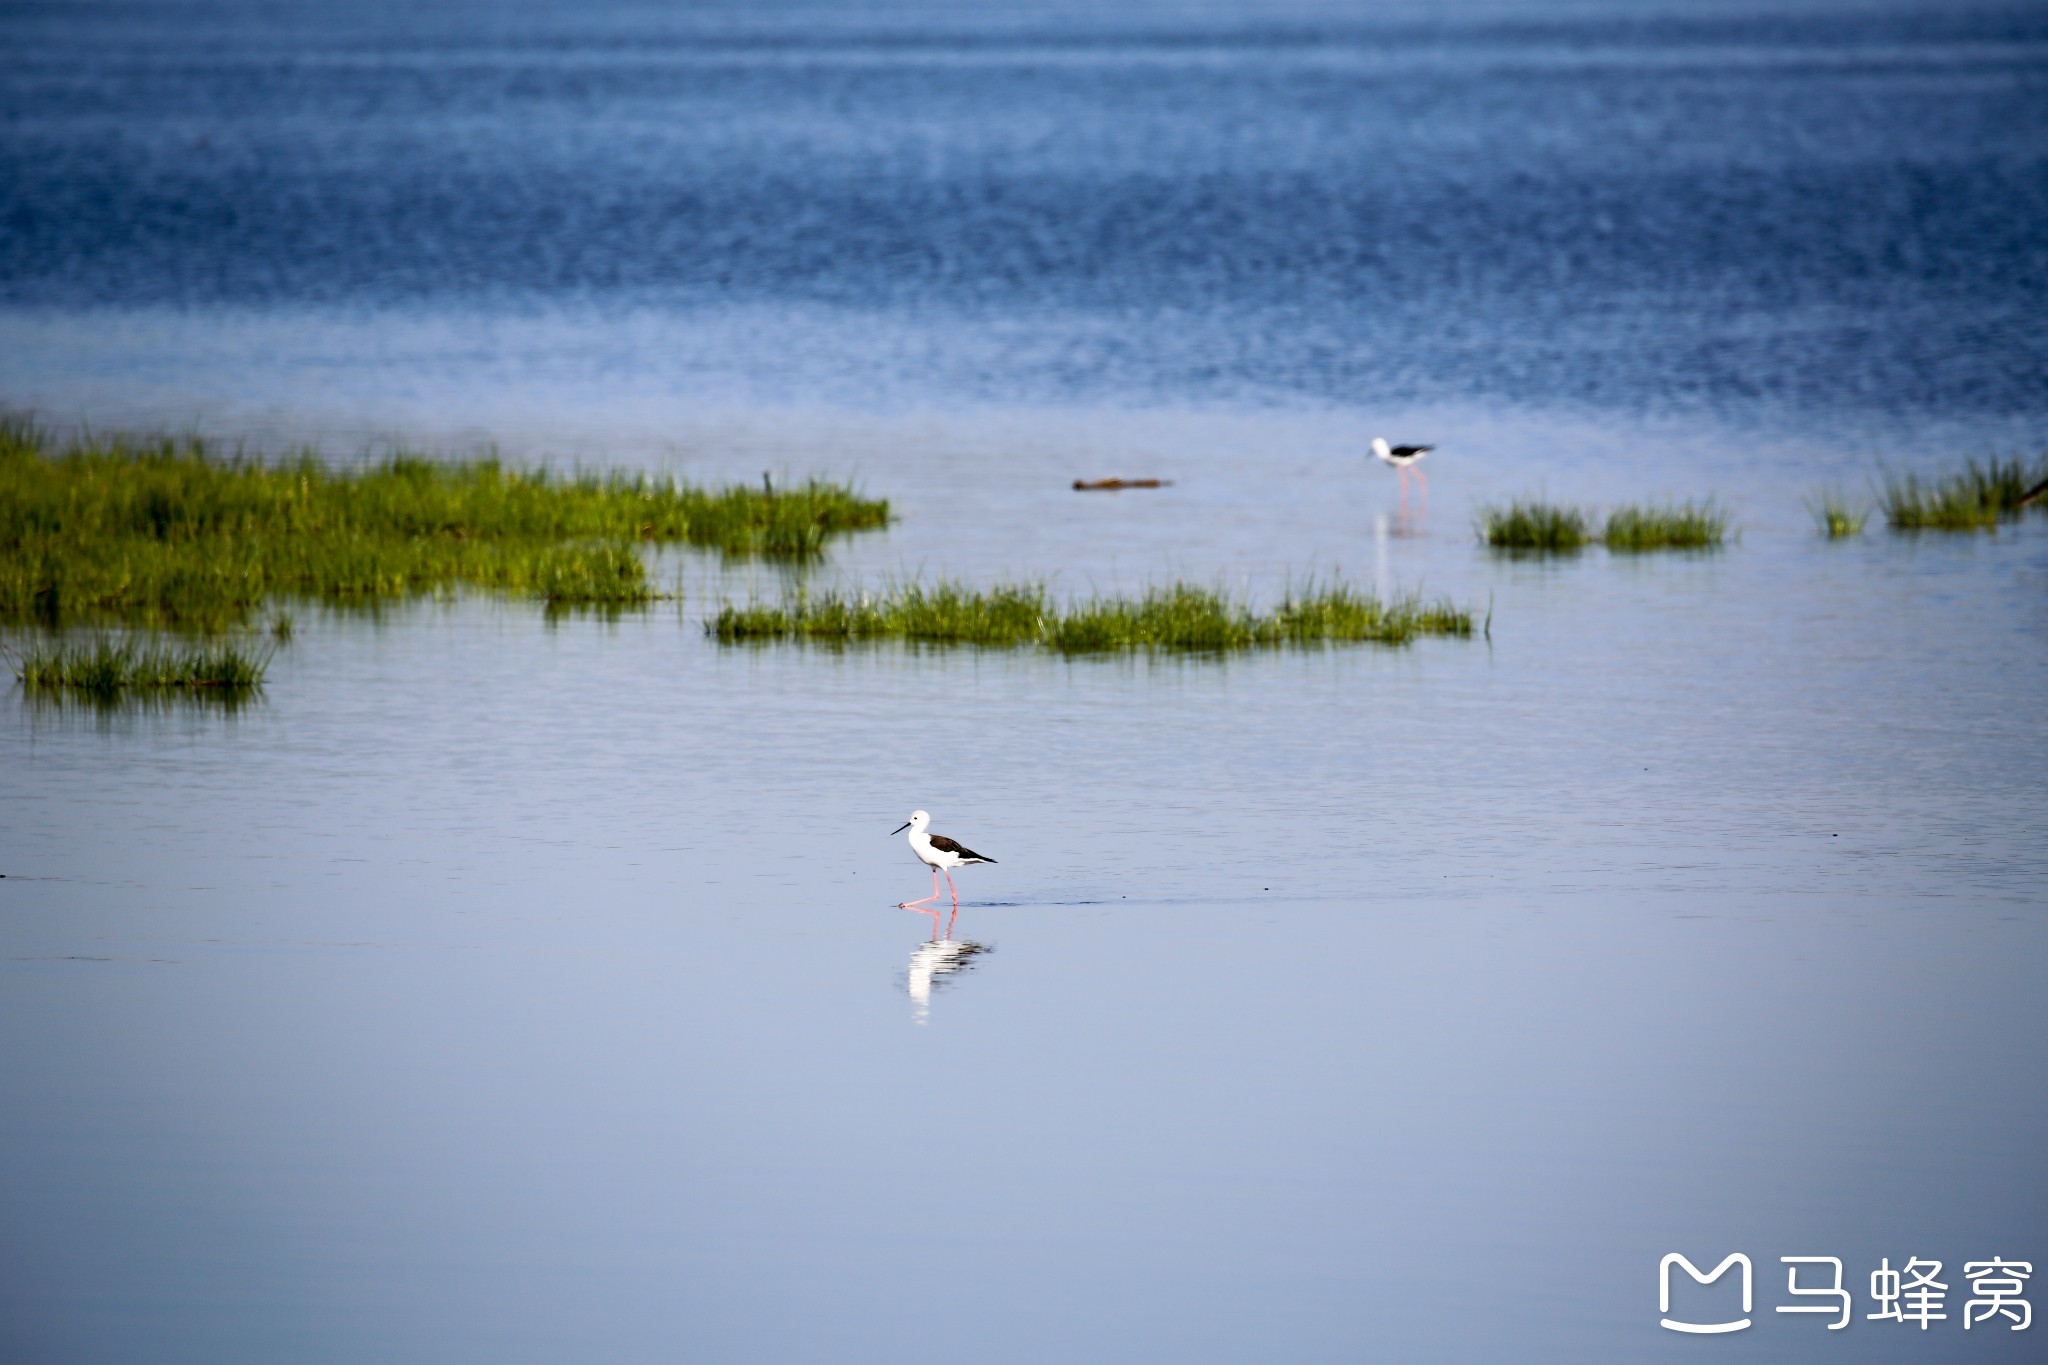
[891,809,931,835]
[1370,436,1392,459]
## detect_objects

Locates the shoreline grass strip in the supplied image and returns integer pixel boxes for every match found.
[0,417,890,629]
[712,580,1474,652]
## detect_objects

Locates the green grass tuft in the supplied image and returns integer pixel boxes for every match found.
[711,579,1474,653]
[0,416,890,629]
[1479,501,1593,552]
[711,581,1052,646]
[1482,496,1729,552]
[532,545,659,604]
[12,638,271,699]
[1602,500,1729,552]
[1880,455,2048,532]
[1807,490,1867,537]
[1047,584,1258,652]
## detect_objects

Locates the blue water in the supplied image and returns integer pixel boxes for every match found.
[2,2,2046,1362]
[6,0,2047,419]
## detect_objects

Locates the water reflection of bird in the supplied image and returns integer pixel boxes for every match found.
[905,935,991,1025]
[890,809,996,911]
[1371,436,1433,503]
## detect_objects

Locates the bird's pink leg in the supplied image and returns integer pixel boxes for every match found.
[944,868,960,908]
[1415,466,1429,508]
[899,865,942,910]
[1397,465,1410,504]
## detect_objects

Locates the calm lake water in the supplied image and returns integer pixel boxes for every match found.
[3,1,2045,1361]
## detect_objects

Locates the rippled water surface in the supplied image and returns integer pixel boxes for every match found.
[2,1,2046,1361]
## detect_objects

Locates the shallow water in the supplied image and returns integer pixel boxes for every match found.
[3,0,2047,1360]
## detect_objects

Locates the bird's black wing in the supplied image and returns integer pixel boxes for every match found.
[928,834,996,863]
[1391,444,1434,458]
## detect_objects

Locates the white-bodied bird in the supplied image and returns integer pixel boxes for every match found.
[1370,436,1434,500]
[890,809,996,910]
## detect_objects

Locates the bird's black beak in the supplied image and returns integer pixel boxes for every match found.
[890,821,911,835]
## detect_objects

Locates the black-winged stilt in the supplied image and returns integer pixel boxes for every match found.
[891,809,996,912]
[1370,436,1434,502]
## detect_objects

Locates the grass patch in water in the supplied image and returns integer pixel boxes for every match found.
[1478,501,1593,552]
[0,417,890,629]
[1807,490,1867,538]
[711,579,1473,652]
[1602,500,1728,552]
[12,638,271,699]
[1880,455,2048,532]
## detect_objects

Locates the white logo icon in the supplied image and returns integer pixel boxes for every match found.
[1660,1253,1753,1334]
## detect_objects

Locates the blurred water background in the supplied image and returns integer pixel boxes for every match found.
[2,0,2045,1361]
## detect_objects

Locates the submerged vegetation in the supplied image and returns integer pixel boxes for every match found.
[1478,501,1593,552]
[0,417,890,629]
[1880,456,2048,532]
[10,638,271,700]
[1602,500,1728,552]
[1480,498,1726,552]
[712,579,1475,652]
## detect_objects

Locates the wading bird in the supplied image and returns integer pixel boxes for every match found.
[1371,437,1434,502]
[891,809,996,911]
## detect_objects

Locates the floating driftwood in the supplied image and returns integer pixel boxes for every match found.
[1073,478,1172,491]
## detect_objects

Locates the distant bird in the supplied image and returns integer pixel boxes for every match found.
[891,809,997,910]
[1370,436,1434,501]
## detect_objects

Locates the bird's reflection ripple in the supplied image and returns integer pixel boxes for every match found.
[900,907,991,1026]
